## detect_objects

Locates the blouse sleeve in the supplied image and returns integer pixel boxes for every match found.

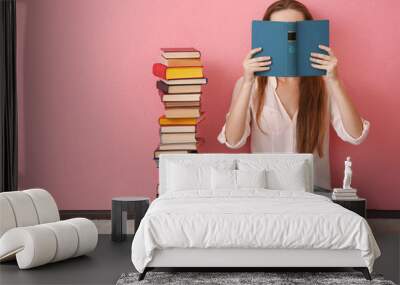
[217,77,252,149]
[329,93,370,145]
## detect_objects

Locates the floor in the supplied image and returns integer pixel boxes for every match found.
[1,233,399,285]
[0,235,134,285]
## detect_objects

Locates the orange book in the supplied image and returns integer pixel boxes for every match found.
[159,113,205,126]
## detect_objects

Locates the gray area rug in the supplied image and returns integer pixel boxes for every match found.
[116,271,396,285]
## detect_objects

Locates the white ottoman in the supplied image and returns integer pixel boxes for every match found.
[0,189,98,269]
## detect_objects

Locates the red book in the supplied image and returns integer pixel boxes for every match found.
[153,63,165,79]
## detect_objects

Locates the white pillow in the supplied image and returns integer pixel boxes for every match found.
[166,160,235,192]
[211,169,268,190]
[238,159,308,191]
[211,168,236,190]
[237,169,267,188]
[266,163,307,191]
[167,163,209,191]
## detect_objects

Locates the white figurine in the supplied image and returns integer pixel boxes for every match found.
[342,156,353,190]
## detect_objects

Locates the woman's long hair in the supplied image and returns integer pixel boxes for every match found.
[256,0,327,157]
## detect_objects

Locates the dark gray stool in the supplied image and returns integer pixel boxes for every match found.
[111,197,149,242]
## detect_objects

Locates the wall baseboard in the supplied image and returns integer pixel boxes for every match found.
[367,210,400,219]
[60,210,110,220]
[59,209,400,220]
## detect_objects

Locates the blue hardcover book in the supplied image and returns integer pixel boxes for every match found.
[252,20,329,77]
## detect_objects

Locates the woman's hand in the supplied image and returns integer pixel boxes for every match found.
[310,45,338,81]
[243,47,271,83]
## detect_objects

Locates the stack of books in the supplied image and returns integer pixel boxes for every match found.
[332,188,358,200]
[152,48,207,167]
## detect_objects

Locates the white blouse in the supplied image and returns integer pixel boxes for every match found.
[218,76,370,190]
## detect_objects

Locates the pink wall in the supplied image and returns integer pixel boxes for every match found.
[16,0,400,210]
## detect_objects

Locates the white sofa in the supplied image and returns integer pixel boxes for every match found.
[0,189,98,269]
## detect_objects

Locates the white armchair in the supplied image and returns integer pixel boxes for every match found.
[0,189,98,269]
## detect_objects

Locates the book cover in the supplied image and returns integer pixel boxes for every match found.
[251,20,329,77]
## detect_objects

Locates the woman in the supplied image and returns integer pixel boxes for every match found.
[218,0,369,190]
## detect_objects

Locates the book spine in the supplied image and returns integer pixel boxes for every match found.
[287,22,297,76]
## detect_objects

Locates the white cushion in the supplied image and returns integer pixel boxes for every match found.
[0,192,39,227]
[24,189,60,223]
[211,168,236,190]
[267,163,307,191]
[0,196,17,237]
[0,226,57,269]
[42,222,79,262]
[166,160,235,191]
[0,189,60,238]
[237,169,267,188]
[65,218,98,257]
[167,163,210,191]
[211,169,268,190]
[238,159,308,191]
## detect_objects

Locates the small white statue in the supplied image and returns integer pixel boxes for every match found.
[342,156,353,189]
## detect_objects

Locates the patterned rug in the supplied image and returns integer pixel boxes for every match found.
[116,271,396,285]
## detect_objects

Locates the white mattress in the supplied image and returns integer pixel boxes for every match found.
[131,189,380,273]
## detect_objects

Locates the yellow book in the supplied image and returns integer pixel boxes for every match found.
[166,67,203,80]
[153,63,204,80]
